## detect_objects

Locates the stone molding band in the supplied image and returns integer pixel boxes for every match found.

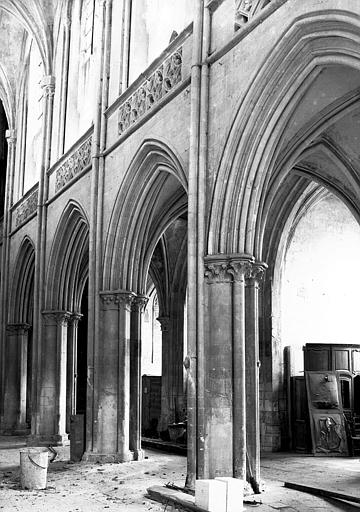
[204,254,267,284]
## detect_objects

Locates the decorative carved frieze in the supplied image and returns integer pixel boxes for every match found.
[100,291,136,310]
[118,47,183,135]
[14,188,38,228]
[235,0,272,27]
[55,135,92,192]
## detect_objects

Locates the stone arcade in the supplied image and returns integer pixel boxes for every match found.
[0,0,360,495]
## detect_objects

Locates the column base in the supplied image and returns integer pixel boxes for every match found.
[27,433,70,447]
[82,450,134,463]
[134,448,145,461]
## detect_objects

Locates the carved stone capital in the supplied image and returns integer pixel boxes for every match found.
[228,256,254,282]
[204,256,231,284]
[42,310,72,326]
[6,323,31,335]
[131,295,149,313]
[70,312,83,327]
[41,75,55,98]
[157,316,170,332]
[246,262,268,284]
[5,129,16,146]
[100,290,136,311]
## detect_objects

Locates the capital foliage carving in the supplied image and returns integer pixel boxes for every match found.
[42,75,55,98]
[131,295,149,313]
[204,259,232,284]
[228,258,253,282]
[100,291,136,310]
[5,129,16,146]
[157,316,170,332]
[6,323,31,335]
[245,262,267,284]
[70,312,83,326]
[42,310,72,326]
[204,255,267,284]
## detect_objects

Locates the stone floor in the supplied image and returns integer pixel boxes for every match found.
[1,436,360,511]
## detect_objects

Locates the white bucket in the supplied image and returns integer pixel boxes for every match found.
[20,448,49,490]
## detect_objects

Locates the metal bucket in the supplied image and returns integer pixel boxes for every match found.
[20,448,49,490]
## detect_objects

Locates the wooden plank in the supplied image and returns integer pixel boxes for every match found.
[284,481,360,505]
[147,485,209,512]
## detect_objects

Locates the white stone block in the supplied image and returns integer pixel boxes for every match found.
[215,477,244,512]
[195,479,227,512]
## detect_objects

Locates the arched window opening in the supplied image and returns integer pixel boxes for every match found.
[76,279,88,415]
[128,0,194,84]
[0,100,8,218]
[65,0,95,150]
[23,39,44,194]
[142,288,162,375]
[281,193,360,375]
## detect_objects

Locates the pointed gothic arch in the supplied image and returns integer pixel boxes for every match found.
[46,200,89,312]
[207,9,360,259]
[103,138,187,293]
[0,1,53,75]
[10,236,35,323]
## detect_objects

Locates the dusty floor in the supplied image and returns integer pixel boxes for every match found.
[1,436,360,511]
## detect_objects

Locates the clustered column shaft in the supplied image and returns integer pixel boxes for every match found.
[202,254,266,485]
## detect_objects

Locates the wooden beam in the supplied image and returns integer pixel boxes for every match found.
[284,482,360,505]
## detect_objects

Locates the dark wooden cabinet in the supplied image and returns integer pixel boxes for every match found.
[291,343,360,453]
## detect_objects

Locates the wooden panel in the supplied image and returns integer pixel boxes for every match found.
[142,375,162,436]
[305,371,348,456]
[304,346,331,371]
[333,349,350,371]
[352,350,360,372]
[291,376,309,452]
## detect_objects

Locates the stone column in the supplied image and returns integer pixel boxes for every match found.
[0,131,16,424]
[66,313,82,432]
[203,256,234,478]
[170,290,187,424]
[28,311,71,446]
[245,262,266,487]
[130,295,148,460]
[157,315,171,433]
[58,15,71,157]
[1,323,30,434]
[158,295,186,434]
[83,291,135,462]
[229,256,253,481]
